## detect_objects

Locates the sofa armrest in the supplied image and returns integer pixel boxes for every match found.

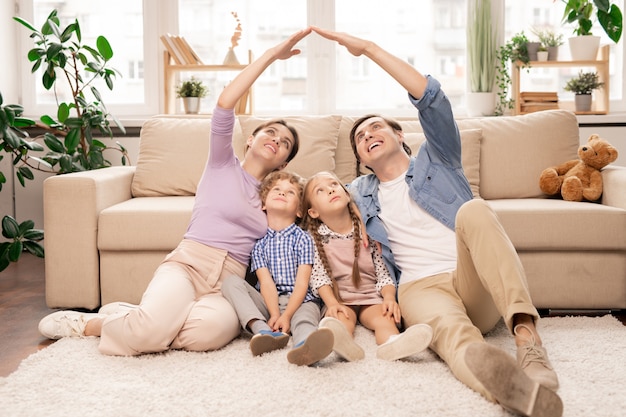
[601,166,626,210]
[43,166,136,309]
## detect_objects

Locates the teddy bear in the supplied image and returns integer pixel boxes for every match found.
[539,134,618,202]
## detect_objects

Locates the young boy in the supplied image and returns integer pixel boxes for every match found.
[221,171,334,366]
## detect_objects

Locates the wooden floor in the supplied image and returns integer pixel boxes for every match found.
[1,253,624,378]
[0,253,55,377]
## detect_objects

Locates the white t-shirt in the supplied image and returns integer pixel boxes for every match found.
[377,173,456,285]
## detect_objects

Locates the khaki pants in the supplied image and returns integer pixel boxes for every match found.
[398,199,538,401]
[99,239,246,356]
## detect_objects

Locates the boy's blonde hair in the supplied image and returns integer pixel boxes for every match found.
[260,171,305,202]
[259,171,306,223]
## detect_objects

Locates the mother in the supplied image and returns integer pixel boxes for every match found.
[38,28,311,356]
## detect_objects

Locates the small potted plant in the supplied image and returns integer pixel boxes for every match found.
[175,77,208,114]
[563,70,604,112]
[532,28,564,60]
[537,45,549,61]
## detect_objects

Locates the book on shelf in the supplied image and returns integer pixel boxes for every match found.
[178,36,203,64]
[520,91,559,113]
[520,91,558,102]
[160,33,203,65]
[160,34,184,65]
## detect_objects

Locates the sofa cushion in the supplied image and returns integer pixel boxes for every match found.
[131,117,220,197]
[488,198,626,250]
[235,115,342,179]
[98,196,194,250]
[456,110,580,200]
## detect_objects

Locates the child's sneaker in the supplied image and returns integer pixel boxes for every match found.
[249,330,289,356]
[287,328,334,366]
[38,310,105,339]
[319,316,365,361]
[376,323,433,361]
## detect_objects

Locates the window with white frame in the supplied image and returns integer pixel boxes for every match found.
[15,0,626,121]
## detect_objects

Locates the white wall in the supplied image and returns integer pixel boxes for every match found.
[0,2,18,223]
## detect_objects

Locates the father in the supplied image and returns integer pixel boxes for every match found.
[312,26,563,417]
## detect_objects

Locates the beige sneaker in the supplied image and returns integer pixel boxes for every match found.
[249,330,290,356]
[465,342,563,417]
[287,328,334,366]
[376,323,433,361]
[515,324,560,391]
[319,317,364,362]
[38,310,105,339]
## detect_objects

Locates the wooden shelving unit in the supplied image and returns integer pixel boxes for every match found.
[512,44,609,115]
[163,49,253,115]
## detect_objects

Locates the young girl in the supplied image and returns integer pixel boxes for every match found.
[37,28,312,356]
[301,171,433,361]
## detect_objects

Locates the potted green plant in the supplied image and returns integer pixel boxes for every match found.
[175,77,209,114]
[4,8,129,270]
[564,70,604,112]
[495,32,531,115]
[466,0,498,116]
[560,0,623,60]
[532,28,565,60]
[13,9,128,174]
[537,45,549,61]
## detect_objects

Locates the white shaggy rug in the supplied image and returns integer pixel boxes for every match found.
[1,315,625,417]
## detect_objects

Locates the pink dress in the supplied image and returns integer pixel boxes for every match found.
[309,224,394,306]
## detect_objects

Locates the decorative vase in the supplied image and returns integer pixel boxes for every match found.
[537,51,549,61]
[182,97,201,114]
[527,42,541,61]
[547,46,559,61]
[223,48,240,65]
[466,92,496,117]
[574,94,592,112]
[568,36,600,61]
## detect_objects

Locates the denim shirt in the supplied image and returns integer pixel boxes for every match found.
[349,76,473,284]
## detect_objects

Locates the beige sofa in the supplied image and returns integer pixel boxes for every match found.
[43,110,626,312]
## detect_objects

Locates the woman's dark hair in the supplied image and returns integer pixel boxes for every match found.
[348,114,412,176]
[251,119,300,163]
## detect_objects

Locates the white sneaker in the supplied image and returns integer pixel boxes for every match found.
[98,302,138,315]
[38,311,105,339]
[319,317,364,362]
[376,323,433,361]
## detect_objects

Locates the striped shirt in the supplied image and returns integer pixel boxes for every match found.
[251,223,317,303]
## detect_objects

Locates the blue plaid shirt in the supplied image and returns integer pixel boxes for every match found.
[251,223,317,303]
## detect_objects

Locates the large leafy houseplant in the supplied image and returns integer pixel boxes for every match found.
[560,0,623,43]
[13,9,128,174]
[2,9,129,270]
[0,94,44,271]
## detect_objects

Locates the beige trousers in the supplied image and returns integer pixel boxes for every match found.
[99,239,246,356]
[398,199,538,401]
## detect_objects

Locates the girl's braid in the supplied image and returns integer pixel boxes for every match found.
[308,219,343,303]
[348,202,362,288]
